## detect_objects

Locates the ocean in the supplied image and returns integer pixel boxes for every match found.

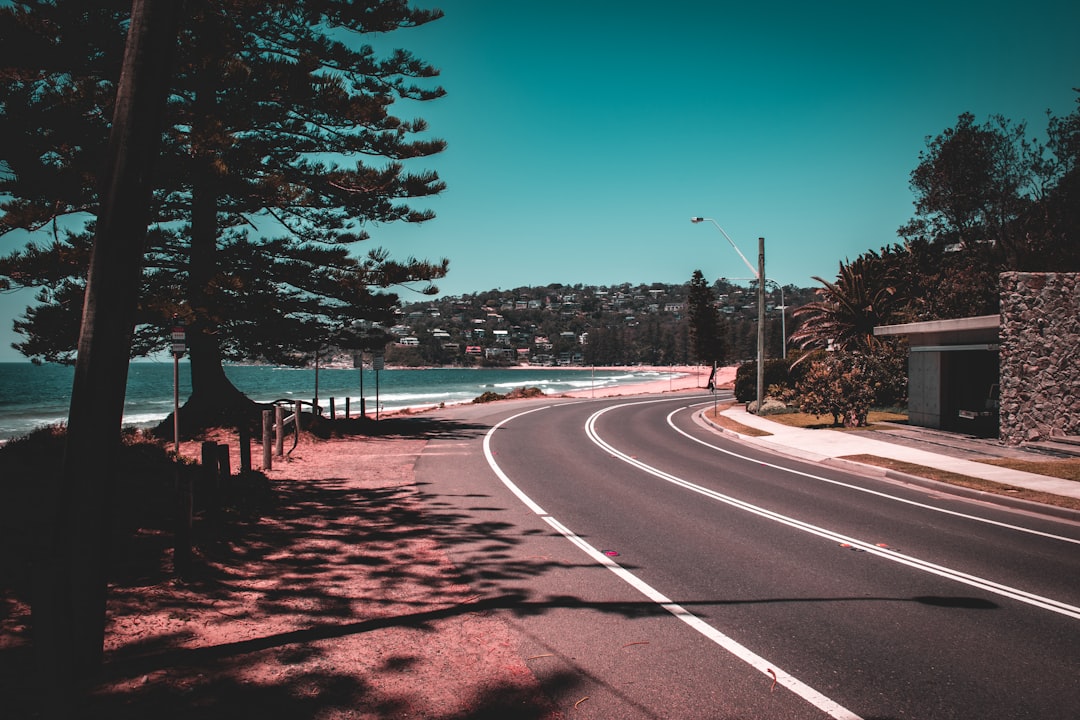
[0,361,681,441]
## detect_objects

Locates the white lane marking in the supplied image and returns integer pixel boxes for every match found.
[672,403,1080,547]
[582,402,1080,621]
[484,406,863,720]
[482,405,551,516]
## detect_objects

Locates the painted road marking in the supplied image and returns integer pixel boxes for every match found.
[484,405,863,720]
[580,401,1080,621]
[673,402,1080,547]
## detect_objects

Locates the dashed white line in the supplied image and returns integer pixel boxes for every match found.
[484,404,863,720]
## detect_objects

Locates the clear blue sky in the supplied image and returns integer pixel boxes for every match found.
[2,0,1078,362]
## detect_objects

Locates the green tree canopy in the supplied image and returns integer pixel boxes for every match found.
[0,0,449,430]
[686,269,723,365]
[787,252,901,356]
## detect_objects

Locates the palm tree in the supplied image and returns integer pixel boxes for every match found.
[788,252,900,357]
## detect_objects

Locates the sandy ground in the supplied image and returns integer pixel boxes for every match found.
[0,366,735,719]
[559,364,731,399]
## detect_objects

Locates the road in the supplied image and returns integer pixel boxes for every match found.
[412,391,1080,719]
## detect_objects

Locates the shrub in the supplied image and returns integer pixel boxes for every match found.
[472,387,545,404]
[735,358,794,402]
[796,353,876,426]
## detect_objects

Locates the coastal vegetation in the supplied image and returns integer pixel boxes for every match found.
[0,0,450,698]
[726,100,1080,427]
[0,2,449,433]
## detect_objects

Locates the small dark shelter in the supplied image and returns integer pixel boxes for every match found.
[873,315,999,436]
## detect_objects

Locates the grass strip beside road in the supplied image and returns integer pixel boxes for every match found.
[705,407,908,437]
[763,410,910,430]
[704,406,773,437]
[840,454,1080,512]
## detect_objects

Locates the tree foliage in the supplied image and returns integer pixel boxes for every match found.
[686,269,723,364]
[901,112,1038,252]
[789,94,1080,373]
[787,252,901,356]
[0,0,449,429]
[795,353,877,427]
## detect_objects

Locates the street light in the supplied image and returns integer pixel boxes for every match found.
[690,217,758,279]
[691,217,766,413]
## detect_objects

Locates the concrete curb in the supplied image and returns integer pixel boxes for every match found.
[699,412,1080,523]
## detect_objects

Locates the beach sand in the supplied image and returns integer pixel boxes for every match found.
[559,364,734,399]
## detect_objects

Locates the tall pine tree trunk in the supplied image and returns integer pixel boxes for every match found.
[37,1,180,712]
[183,166,254,428]
[178,52,257,434]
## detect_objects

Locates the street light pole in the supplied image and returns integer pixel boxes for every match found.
[691,217,766,414]
[756,236,765,414]
[690,217,758,278]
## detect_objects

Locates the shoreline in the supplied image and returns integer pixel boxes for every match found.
[0,364,738,442]
[379,364,736,418]
[382,364,734,410]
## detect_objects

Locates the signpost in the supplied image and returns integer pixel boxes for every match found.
[373,354,384,420]
[171,322,185,454]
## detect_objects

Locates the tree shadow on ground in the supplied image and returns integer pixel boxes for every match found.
[307,414,493,442]
[0,416,1000,719]
[0,416,576,718]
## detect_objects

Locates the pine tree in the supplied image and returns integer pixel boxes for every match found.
[686,269,722,365]
[0,1,449,432]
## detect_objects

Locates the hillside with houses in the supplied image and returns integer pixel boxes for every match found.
[368,280,816,368]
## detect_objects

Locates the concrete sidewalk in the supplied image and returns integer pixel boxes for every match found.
[706,404,1080,517]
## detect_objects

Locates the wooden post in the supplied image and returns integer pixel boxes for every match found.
[329,397,336,420]
[174,466,192,578]
[216,443,231,479]
[262,409,272,470]
[345,397,351,419]
[201,440,220,524]
[238,424,251,472]
[274,404,284,457]
[295,401,302,442]
[215,443,230,524]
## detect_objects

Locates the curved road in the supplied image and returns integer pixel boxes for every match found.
[413,391,1080,719]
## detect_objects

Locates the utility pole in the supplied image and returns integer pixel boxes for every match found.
[756,237,765,414]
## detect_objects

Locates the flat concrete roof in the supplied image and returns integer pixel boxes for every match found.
[874,315,999,346]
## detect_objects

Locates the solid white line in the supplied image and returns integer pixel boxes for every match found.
[671,403,1080,547]
[484,405,863,720]
[482,405,551,516]
[581,402,1080,621]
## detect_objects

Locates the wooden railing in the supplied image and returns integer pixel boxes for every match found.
[261,398,321,470]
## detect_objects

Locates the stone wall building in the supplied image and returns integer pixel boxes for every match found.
[875,272,1079,448]
[998,272,1080,446]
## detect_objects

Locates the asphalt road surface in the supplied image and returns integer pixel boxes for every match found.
[413,391,1080,719]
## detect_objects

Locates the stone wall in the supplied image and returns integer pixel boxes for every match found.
[999,272,1080,445]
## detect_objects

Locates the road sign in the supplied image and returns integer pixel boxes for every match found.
[373,354,384,371]
[171,325,186,355]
